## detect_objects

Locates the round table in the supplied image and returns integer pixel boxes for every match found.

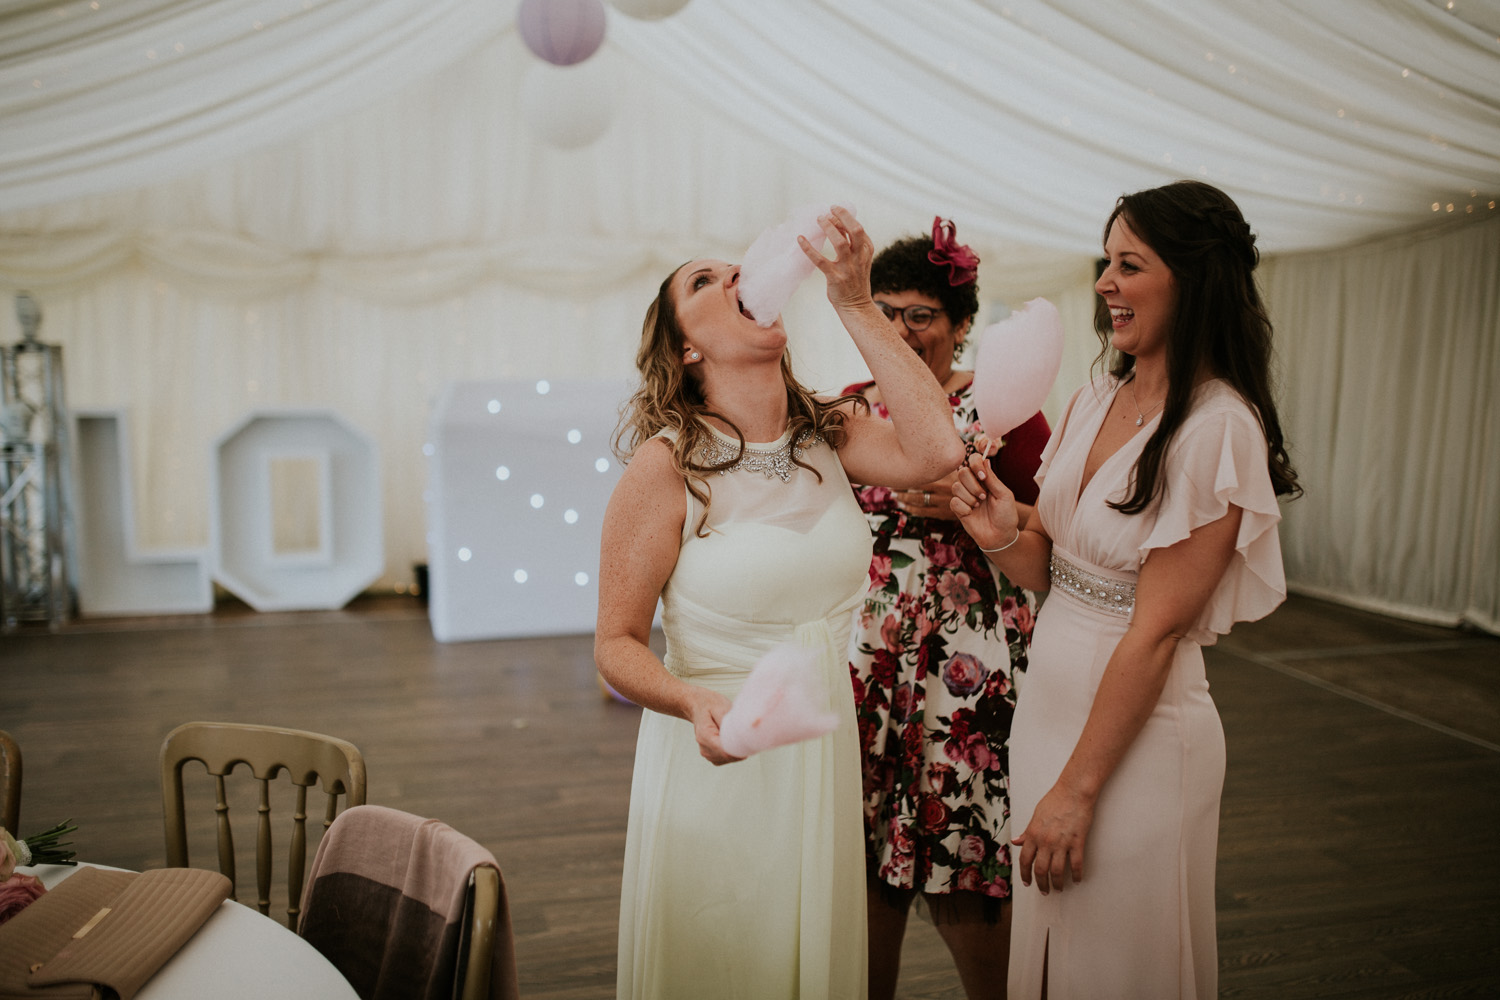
[24,864,359,999]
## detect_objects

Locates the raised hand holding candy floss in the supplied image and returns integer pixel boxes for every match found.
[738,202,858,326]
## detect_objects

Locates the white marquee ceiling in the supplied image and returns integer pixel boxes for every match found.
[1,0,1497,255]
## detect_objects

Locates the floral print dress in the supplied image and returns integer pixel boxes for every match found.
[844,379,1049,903]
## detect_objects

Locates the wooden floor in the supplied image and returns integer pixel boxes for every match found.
[4,593,1498,999]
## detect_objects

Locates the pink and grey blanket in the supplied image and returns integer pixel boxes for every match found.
[298,804,518,1000]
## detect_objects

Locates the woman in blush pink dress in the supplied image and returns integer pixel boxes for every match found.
[950,180,1301,999]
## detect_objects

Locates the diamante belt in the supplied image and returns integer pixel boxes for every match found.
[1049,553,1135,618]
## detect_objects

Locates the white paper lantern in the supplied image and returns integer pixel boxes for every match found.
[517,0,607,66]
[519,54,618,149]
[609,0,692,19]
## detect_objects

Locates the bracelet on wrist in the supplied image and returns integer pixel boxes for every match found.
[977,529,1020,554]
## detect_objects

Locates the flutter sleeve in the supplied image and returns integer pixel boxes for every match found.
[1139,392,1286,644]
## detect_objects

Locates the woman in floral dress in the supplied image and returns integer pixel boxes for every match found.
[843,220,1049,1000]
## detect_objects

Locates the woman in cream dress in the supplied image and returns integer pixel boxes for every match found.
[596,207,965,1000]
[951,181,1301,999]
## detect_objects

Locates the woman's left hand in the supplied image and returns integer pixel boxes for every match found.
[687,687,744,766]
[799,206,874,313]
[893,467,963,520]
[1011,780,1095,895]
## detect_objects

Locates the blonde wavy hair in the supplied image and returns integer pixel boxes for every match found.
[613,263,867,537]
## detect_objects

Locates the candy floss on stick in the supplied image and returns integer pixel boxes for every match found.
[718,643,841,758]
[971,297,1065,439]
[738,202,858,326]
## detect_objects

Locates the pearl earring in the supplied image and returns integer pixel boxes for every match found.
[690,352,700,360]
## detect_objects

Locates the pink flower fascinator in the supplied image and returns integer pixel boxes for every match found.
[719,644,840,758]
[928,217,980,287]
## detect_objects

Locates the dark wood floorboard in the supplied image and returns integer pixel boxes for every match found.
[3,594,1497,998]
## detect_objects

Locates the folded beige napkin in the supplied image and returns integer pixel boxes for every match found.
[0,866,231,999]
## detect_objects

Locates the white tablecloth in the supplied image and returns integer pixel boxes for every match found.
[23,864,360,999]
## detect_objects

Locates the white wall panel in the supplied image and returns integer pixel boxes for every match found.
[426,378,630,641]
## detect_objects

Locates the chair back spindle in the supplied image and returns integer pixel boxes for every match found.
[160,721,365,928]
[0,730,20,833]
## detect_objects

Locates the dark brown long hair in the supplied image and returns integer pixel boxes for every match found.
[613,263,865,536]
[1096,180,1301,514]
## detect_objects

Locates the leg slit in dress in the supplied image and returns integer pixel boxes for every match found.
[1039,931,1049,1000]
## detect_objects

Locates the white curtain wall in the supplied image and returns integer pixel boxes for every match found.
[1265,213,1500,633]
[0,0,1496,632]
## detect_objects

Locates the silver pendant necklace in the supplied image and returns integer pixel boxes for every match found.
[1128,376,1164,427]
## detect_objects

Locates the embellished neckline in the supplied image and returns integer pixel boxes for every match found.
[699,422,815,482]
[702,421,794,450]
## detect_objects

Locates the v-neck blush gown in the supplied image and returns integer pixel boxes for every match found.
[1007,376,1286,1000]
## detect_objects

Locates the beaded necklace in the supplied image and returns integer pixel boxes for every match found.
[700,430,818,482]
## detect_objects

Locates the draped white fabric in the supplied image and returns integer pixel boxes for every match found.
[0,0,1496,629]
[604,0,1500,253]
[1263,213,1500,633]
[0,0,517,210]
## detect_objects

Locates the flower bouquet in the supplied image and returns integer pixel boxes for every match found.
[3,821,77,868]
[1,821,77,925]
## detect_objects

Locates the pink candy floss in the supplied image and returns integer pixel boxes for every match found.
[738,202,858,327]
[971,297,1065,438]
[719,643,840,758]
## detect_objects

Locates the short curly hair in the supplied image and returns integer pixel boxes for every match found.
[869,233,980,326]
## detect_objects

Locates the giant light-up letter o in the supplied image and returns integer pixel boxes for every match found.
[211,410,382,611]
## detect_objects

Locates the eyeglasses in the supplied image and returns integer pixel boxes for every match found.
[876,302,942,332]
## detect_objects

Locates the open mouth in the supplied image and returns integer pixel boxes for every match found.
[1109,306,1134,328]
[737,294,750,318]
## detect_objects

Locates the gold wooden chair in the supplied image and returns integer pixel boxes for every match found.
[459,865,505,1000]
[0,729,19,832]
[160,721,366,928]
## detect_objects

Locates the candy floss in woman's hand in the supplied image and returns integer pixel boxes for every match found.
[738,202,858,326]
[718,644,840,757]
[971,297,1065,439]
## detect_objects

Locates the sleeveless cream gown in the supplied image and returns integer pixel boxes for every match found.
[617,423,873,1000]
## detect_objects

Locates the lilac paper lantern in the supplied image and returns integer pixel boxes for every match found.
[518,0,608,67]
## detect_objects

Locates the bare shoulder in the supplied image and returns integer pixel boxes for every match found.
[622,436,681,485]
[607,437,685,530]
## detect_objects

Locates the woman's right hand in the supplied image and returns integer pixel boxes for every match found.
[1012,780,1095,894]
[798,206,874,313]
[950,450,1020,550]
[687,687,744,766]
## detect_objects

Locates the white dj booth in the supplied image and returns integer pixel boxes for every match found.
[424,378,634,642]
